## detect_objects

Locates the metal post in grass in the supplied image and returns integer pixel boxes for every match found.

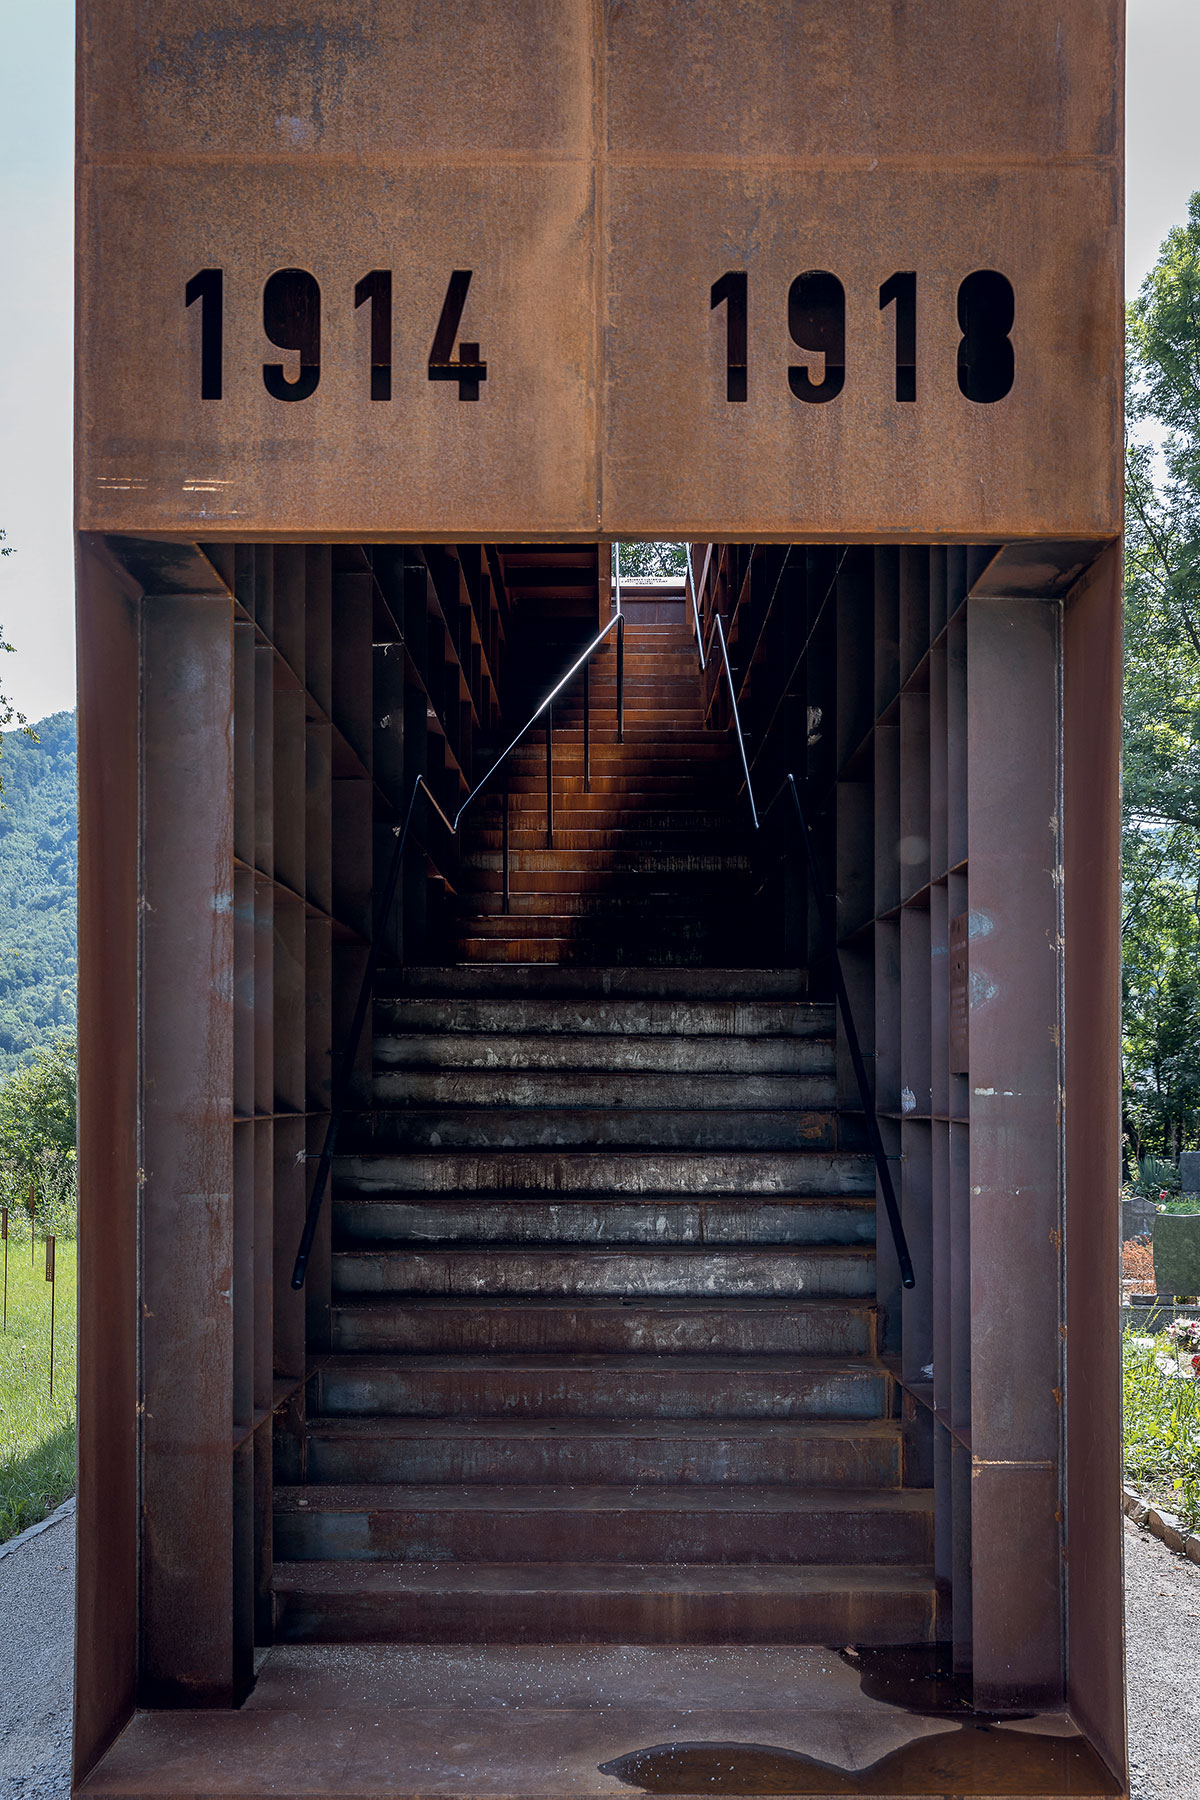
[27,1182,35,1268]
[1,1206,7,1331]
[45,1234,55,1399]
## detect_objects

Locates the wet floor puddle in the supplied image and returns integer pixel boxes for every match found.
[599,1649,1121,1795]
[599,1729,1118,1794]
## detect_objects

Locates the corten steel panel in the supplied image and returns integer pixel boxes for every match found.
[602,165,1120,541]
[78,1,593,159]
[603,1,1121,163]
[966,595,1065,1704]
[73,541,141,1782]
[139,594,237,1705]
[1063,546,1126,1782]
[76,161,598,539]
[76,0,1122,543]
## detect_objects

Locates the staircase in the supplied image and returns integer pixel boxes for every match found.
[272,616,936,1649]
[450,619,760,964]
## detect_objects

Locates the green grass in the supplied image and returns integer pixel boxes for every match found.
[0,1236,75,1541]
[1123,1326,1200,1528]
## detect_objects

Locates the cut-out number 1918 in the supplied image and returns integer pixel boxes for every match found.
[710,268,1014,404]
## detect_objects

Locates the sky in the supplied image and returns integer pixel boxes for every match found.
[0,2,1198,725]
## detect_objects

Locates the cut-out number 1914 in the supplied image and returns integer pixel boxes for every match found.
[184,267,487,402]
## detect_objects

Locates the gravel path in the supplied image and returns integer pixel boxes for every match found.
[0,1503,1196,1796]
[1125,1513,1200,1800]
[0,1503,75,1800]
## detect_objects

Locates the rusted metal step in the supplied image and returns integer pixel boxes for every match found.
[372,1030,830,1074]
[387,966,812,999]
[458,891,751,919]
[329,1243,876,1300]
[274,1485,934,1566]
[351,1104,841,1152]
[471,800,736,825]
[301,1415,907,1488]
[461,849,753,875]
[332,1194,873,1247]
[451,911,734,938]
[376,992,826,1031]
[448,937,620,964]
[339,1147,875,1195]
[328,1296,878,1357]
[370,1068,835,1109]
[496,772,719,795]
[468,830,745,853]
[311,1353,893,1420]
[271,1560,937,1645]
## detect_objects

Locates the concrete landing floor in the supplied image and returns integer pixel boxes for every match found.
[77,1645,1120,1798]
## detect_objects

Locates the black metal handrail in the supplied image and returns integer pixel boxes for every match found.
[684,547,915,1290]
[290,607,626,1289]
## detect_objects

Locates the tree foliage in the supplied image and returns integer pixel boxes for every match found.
[0,713,77,1073]
[0,1031,77,1238]
[1123,195,1200,1159]
[615,542,688,581]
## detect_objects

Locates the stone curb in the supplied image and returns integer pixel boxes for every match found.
[0,1493,75,1564]
[1123,1484,1200,1564]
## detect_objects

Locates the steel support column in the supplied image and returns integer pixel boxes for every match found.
[74,540,141,1778]
[966,594,1064,1709]
[139,590,237,1705]
[1063,545,1127,1782]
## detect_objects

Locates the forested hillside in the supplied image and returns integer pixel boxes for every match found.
[0,712,76,1073]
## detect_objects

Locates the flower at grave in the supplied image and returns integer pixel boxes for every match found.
[1165,1317,1200,1352]
[1193,1355,1200,1376]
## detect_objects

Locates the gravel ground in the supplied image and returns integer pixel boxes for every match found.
[1124,1513,1200,1800]
[0,1503,75,1800]
[0,1503,1196,1797]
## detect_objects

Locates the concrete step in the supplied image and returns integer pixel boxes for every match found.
[332,1194,873,1248]
[372,1029,830,1074]
[369,1068,836,1111]
[311,1353,892,1421]
[387,967,811,1000]
[330,1243,876,1300]
[339,1147,874,1196]
[329,1296,878,1357]
[301,1415,906,1488]
[274,1485,934,1566]
[272,1559,937,1645]
[375,994,829,1034]
[349,1105,840,1152]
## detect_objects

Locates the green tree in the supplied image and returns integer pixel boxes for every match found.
[1123,193,1200,1161]
[614,542,688,581]
[0,1033,77,1238]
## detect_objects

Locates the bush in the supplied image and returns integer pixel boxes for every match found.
[1129,1152,1181,1199]
[1123,1329,1200,1528]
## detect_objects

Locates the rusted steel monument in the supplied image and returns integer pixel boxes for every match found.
[73,4,1126,1797]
